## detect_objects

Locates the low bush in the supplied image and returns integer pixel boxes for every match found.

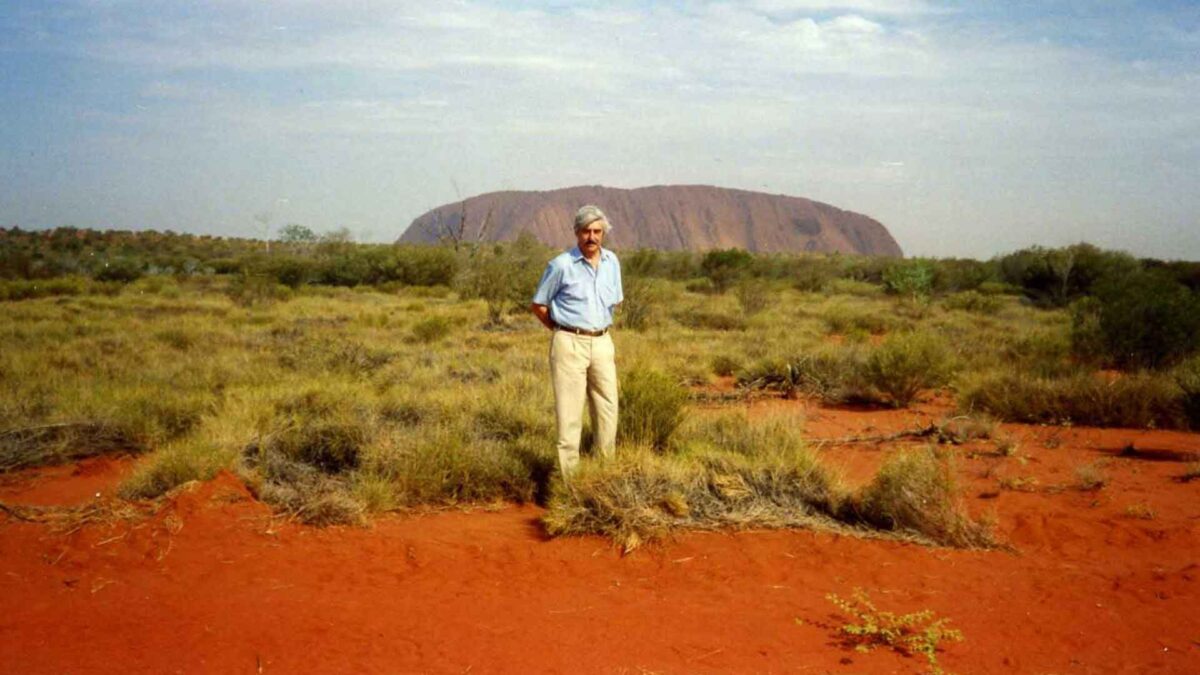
[882,260,934,302]
[617,275,657,331]
[942,290,1003,314]
[700,248,754,294]
[824,278,883,297]
[617,369,688,451]
[673,308,746,331]
[959,371,1185,429]
[226,272,292,307]
[1072,270,1200,369]
[850,447,995,548]
[410,316,452,343]
[710,354,742,377]
[823,304,893,335]
[738,346,869,404]
[1173,357,1200,431]
[862,332,953,407]
[734,278,772,316]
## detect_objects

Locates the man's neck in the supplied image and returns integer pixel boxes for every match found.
[582,247,602,268]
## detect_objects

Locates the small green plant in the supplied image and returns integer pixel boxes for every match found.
[1074,462,1108,491]
[997,475,1039,492]
[1179,462,1200,483]
[826,588,964,674]
[1124,502,1156,520]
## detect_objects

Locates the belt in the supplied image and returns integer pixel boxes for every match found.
[554,323,609,337]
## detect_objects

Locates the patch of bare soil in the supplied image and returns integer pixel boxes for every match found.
[1,398,1198,673]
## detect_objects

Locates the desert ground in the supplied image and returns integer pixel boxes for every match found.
[2,239,1199,673]
[3,394,1196,674]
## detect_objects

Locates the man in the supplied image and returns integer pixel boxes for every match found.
[530,205,623,478]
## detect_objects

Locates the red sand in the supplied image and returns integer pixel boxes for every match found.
[1,401,1198,674]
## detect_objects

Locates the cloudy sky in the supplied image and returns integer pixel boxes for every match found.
[1,1,1197,259]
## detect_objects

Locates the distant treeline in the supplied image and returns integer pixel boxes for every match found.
[2,225,1198,302]
[4,225,1200,370]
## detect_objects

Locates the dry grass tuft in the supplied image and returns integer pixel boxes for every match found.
[0,421,144,473]
[543,445,847,553]
[851,447,997,549]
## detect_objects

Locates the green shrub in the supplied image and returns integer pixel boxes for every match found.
[863,332,953,407]
[882,260,934,301]
[93,257,144,283]
[410,316,452,343]
[942,290,1003,314]
[673,308,746,331]
[823,305,894,335]
[226,272,292,306]
[700,248,754,294]
[710,354,742,377]
[1173,357,1200,431]
[958,371,1185,429]
[792,256,841,292]
[618,369,688,451]
[734,278,772,316]
[825,278,883,297]
[617,275,657,331]
[1074,270,1200,369]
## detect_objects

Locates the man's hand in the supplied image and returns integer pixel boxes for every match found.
[530,303,555,330]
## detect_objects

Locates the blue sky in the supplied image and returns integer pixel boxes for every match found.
[1,1,1197,259]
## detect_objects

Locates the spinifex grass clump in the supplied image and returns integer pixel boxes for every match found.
[546,415,997,551]
[0,422,143,473]
[543,444,845,553]
[862,331,953,408]
[617,369,688,451]
[850,447,995,549]
[738,345,868,403]
[240,387,377,525]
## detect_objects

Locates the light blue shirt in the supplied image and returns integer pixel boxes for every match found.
[532,246,623,331]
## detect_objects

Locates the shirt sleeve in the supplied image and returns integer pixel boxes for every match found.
[531,260,562,306]
[613,258,624,305]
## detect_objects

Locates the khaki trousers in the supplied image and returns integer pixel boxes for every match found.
[549,330,618,478]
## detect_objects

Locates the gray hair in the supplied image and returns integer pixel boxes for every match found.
[573,204,611,233]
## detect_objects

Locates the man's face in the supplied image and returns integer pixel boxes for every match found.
[576,221,605,255]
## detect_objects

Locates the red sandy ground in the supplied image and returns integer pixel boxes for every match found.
[1,397,1198,674]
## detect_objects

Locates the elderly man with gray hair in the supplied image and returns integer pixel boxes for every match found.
[530,205,624,478]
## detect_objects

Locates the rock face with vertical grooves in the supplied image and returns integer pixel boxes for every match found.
[399,185,902,256]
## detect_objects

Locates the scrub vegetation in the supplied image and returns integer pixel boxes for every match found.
[3,227,1199,545]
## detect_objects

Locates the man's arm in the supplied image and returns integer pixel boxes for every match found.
[530,303,555,330]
